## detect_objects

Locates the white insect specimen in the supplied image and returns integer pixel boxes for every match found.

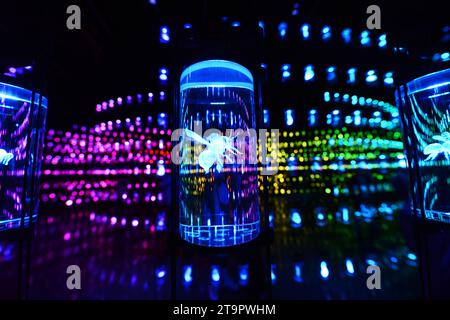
[0,148,14,166]
[423,132,450,161]
[183,129,241,173]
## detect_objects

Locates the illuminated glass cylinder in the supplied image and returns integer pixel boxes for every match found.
[178,60,260,246]
[0,82,47,231]
[397,68,450,223]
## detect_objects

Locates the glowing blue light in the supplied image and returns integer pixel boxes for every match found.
[341,28,351,43]
[239,265,249,284]
[183,23,192,29]
[159,68,168,81]
[158,113,167,128]
[342,207,349,222]
[160,26,170,43]
[354,110,361,126]
[156,267,166,279]
[384,71,394,85]
[285,109,294,126]
[301,24,310,39]
[343,94,349,102]
[271,265,276,283]
[360,30,371,46]
[211,266,220,282]
[327,66,336,82]
[291,210,302,227]
[378,34,387,47]
[347,68,356,84]
[407,253,417,261]
[294,263,303,283]
[320,261,329,279]
[258,21,265,30]
[183,266,193,284]
[366,259,377,266]
[441,52,450,61]
[281,64,291,80]
[346,259,355,275]
[322,26,331,40]
[263,109,270,125]
[231,21,240,27]
[324,91,330,102]
[309,109,317,126]
[278,22,288,39]
[366,70,377,83]
[304,65,315,81]
[317,213,325,220]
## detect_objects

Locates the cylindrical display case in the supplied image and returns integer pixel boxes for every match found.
[397,68,450,223]
[0,82,47,232]
[177,59,260,246]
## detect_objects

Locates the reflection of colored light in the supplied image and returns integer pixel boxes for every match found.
[320,261,329,279]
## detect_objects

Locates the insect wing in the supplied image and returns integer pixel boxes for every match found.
[184,129,210,146]
[198,149,216,173]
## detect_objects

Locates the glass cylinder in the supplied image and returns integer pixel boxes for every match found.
[397,68,450,223]
[178,59,260,246]
[0,82,48,232]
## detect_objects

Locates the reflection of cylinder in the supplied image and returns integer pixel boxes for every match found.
[397,68,450,223]
[178,60,260,246]
[0,82,48,231]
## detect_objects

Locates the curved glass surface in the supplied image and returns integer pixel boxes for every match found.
[0,82,47,231]
[178,60,260,247]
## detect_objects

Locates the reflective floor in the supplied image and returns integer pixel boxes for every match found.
[0,178,421,300]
